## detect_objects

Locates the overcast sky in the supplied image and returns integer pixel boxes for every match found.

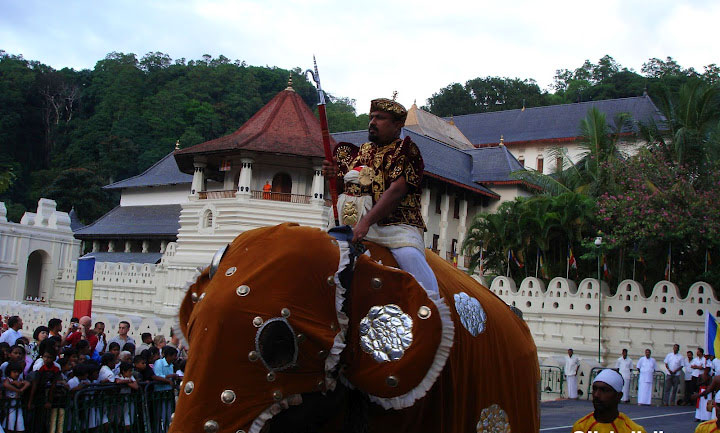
[2,0,718,114]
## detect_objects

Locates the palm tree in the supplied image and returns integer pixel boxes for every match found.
[511,107,631,197]
[643,79,720,182]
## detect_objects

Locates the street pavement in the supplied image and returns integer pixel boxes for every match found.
[541,399,701,433]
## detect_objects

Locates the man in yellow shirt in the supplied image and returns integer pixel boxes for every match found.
[572,369,647,433]
[696,418,720,432]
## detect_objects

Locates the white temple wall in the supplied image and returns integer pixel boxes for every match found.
[119,185,190,206]
[0,199,80,303]
[489,276,715,365]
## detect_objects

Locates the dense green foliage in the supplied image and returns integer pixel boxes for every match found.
[463,73,720,295]
[0,50,368,223]
[426,55,720,117]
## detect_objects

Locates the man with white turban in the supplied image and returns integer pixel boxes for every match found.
[572,369,648,433]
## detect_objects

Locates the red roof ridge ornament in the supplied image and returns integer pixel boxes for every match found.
[285,75,295,92]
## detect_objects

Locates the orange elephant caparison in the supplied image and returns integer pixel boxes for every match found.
[170,223,539,433]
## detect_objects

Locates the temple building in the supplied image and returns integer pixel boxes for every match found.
[4,82,699,372]
[448,94,664,173]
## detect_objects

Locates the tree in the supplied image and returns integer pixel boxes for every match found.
[45,168,113,224]
[425,83,475,117]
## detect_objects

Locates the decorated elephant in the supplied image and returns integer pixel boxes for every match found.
[169,223,539,433]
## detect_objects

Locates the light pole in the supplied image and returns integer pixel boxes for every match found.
[594,236,602,364]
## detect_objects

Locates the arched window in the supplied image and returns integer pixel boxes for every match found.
[203,209,214,228]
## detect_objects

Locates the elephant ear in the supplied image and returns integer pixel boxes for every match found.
[342,254,454,410]
[174,267,211,349]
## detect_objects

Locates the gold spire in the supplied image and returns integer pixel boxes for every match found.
[499,135,504,146]
[449,114,455,125]
[392,90,398,101]
[285,75,295,91]
[175,140,180,150]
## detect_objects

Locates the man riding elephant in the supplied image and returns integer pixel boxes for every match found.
[169,222,540,433]
[323,96,438,295]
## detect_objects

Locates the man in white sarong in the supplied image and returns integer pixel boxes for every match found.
[637,349,656,405]
[564,348,580,399]
[615,348,633,403]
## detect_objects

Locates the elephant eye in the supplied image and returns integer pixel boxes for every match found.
[256,318,298,371]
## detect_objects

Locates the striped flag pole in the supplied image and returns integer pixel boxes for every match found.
[73,257,95,318]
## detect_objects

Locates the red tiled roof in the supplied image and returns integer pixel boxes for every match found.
[175,88,333,172]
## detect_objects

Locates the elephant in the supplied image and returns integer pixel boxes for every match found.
[169,223,539,433]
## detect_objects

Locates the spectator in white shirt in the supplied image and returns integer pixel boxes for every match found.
[98,353,116,383]
[663,344,684,405]
[0,316,23,345]
[690,347,708,405]
[93,322,106,354]
[615,348,633,402]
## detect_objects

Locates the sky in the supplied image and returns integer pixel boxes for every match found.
[2,0,719,114]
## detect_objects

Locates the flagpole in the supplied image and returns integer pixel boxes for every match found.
[535,248,539,278]
[632,258,636,281]
[706,248,709,274]
[507,250,510,277]
[566,244,570,279]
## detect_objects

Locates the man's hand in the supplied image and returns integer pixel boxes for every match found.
[352,218,370,243]
[322,159,337,179]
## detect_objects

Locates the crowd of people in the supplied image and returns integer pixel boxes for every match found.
[565,345,720,431]
[0,314,186,432]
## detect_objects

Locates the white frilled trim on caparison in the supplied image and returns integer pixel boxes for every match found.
[364,289,455,410]
[172,267,203,351]
[249,239,352,433]
[324,239,351,390]
[249,394,304,433]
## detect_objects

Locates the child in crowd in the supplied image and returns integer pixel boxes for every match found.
[122,343,136,355]
[85,362,108,431]
[115,362,139,429]
[57,357,74,383]
[61,348,79,367]
[1,346,27,379]
[152,346,177,427]
[145,347,161,368]
[98,353,115,383]
[132,355,151,383]
[66,364,90,391]
[108,342,121,362]
[0,342,11,364]
[2,362,28,432]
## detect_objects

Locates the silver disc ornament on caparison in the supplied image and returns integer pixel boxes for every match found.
[359,304,413,362]
[454,292,487,337]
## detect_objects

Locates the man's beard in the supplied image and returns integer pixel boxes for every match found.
[368,128,378,143]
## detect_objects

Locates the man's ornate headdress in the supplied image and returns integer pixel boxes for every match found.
[370,92,407,123]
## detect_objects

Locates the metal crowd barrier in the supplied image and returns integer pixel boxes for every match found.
[586,367,665,404]
[0,381,176,433]
[539,365,565,394]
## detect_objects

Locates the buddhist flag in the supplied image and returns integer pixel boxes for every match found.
[568,244,577,269]
[664,244,672,280]
[73,257,95,318]
[705,313,720,356]
[510,250,524,268]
